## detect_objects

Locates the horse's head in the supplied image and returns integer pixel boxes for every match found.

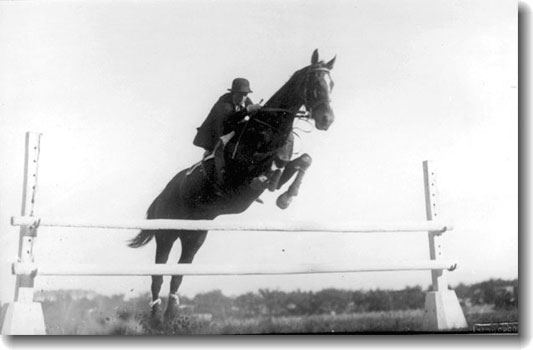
[259,50,336,132]
[302,49,336,131]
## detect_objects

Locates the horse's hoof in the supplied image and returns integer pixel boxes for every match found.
[164,304,179,321]
[164,293,180,321]
[276,193,292,209]
[150,303,163,327]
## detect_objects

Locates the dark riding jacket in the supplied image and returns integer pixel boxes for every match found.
[193,93,253,151]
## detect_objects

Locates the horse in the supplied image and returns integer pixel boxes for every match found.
[128,49,336,323]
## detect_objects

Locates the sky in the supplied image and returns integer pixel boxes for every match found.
[0,0,517,304]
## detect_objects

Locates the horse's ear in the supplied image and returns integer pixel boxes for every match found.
[311,49,319,65]
[326,55,336,70]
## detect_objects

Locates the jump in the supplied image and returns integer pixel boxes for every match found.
[128,50,336,322]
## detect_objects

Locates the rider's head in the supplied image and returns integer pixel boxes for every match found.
[229,78,252,106]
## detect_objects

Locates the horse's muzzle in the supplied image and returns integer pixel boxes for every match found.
[312,102,335,131]
[314,111,335,131]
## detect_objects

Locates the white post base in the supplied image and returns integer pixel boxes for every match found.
[1,302,46,335]
[423,290,468,331]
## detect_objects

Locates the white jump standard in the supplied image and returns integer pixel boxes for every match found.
[1,132,467,335]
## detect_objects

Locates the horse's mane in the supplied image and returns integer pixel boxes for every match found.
[264,66,308,110]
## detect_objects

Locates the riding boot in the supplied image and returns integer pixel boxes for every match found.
[213,149,226,195]
[212,131,235,194]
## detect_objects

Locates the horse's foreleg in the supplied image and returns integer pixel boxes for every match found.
[267,164,283,192]
[165,231,208,320]
[268,153,303,192]
[151,233,177,324]
[276,153,312,209]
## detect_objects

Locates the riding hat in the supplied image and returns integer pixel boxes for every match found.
[228,78,253,93]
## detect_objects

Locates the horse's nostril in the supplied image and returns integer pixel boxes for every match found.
[316,120,330,131]
[315,113,334,131]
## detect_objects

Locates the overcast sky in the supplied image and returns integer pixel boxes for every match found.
[0,0,517,303]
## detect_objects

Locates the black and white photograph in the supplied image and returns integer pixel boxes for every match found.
[0,0,519,337]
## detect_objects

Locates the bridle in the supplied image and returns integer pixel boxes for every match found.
[261,65,333,119]
[231,65,333,159]
[301,66,333,116]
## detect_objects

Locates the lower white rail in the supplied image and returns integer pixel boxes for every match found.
[13,260,457,276]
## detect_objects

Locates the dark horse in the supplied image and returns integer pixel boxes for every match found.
[129,50,336,322]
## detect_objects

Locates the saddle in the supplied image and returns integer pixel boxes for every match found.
[187,129,293,195]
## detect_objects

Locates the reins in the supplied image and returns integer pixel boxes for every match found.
[230,107,311,159]
[260,107,310,118]
[230,65,332,160]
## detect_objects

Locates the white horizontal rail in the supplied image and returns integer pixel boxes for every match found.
[12,260,457,276]
[11,216,452,233]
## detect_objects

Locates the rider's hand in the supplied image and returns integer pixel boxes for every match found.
[246,104,262,114]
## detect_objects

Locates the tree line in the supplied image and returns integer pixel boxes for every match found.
[0,278,518,327]
[180,278,517,319]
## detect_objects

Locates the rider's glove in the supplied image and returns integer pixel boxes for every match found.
[246,104,262,114]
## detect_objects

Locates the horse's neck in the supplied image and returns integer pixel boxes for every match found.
[264,70,305,112]
[260,69,305,132]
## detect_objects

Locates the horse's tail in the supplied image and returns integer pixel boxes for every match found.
[128,199,158,248]
[128,230,156,248]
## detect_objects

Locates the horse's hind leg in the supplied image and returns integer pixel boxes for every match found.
[165,230,208,320]
[276,153,312,209]
[151,232,178,324]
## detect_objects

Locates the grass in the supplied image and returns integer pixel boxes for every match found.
[44,307,518,335]
[207,310,427,334]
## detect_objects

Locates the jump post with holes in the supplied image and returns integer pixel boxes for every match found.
[1,132,468,334]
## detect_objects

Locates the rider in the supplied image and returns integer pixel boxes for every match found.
[193,78,262,188]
